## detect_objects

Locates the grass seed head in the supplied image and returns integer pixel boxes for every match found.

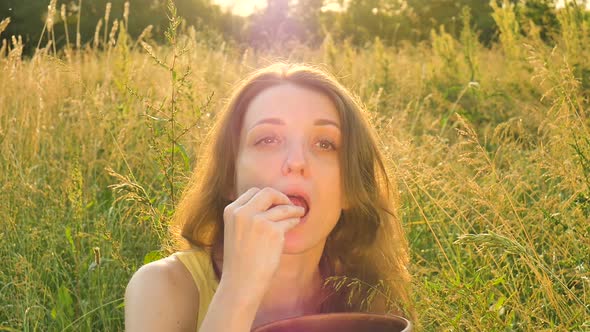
[136,25,153,45]
[93,19,103,49]
[46,0,57,32]
[0,39,6,57]
[93,247,101,266]
[60,4,66,21]
[0,17,10,37]
[104,2,112,23]
[109,20,119,46]
[124,2,130,24]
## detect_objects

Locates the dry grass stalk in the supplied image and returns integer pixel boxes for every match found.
[1,5,588,329]
[123,2,130,28]
[0,18,7,59]
[104,2,112,48]
[45,0,58,55]
[109,20,119,47]
[140,41,168,69]
[0,39,6,58]
[61,4,70,49]
[76,0,82,49]
[8,35,23,63]
[106,167,153,209]
[46,0,57,33]
[6,35,23,79]
[0,17,10,37]
[93,18,103,49]
[133,25,153,49]
[60,4,66,22]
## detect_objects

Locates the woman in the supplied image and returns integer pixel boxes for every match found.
[125,63,412,331]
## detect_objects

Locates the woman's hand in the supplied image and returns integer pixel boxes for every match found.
[220,187,304,305]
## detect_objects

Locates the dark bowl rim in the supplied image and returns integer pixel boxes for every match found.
[253,312,412,332]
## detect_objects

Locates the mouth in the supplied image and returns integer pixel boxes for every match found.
[286,195,309,218]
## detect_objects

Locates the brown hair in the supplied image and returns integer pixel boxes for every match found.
[172,63,413,317]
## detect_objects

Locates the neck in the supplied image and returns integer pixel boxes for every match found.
[211,241,329,326]
[257,247,325,317]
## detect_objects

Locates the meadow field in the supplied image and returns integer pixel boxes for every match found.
[1,1,589,331]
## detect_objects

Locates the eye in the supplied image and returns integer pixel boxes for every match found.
[316,139,337,151]
[255,136,280,146]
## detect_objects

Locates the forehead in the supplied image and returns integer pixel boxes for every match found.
[242,83,340,130]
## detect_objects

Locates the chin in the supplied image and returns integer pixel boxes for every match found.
[282,230,325,255]
[281,234,310,254]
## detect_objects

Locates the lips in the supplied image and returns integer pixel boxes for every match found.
[287,195,309,217]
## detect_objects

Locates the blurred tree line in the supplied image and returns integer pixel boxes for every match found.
[0,0,587,55]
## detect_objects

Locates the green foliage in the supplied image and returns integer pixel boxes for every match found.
[491,0,521,60]
[431,24,459,78]
[0,0,231,55]
[519,0,560,43]
[556,1,586,61]
[3,0,590,55]
[571,135,590,218]
[51,285,74,326]
[460,6,479,82]
[1,1,590,331]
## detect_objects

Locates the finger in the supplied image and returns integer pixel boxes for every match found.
[272,217,301,233]
[246,187,293,213]
[230,187,261,207]
[257,204,305,222]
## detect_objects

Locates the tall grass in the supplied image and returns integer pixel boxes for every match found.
[0,1,589,330]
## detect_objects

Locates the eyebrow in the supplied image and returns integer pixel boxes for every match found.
[248,118,341,131]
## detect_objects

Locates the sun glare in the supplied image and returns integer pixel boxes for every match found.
[213,0,268,16]
[213,0,347,16]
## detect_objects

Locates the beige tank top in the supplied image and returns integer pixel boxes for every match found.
[174,248,220,331]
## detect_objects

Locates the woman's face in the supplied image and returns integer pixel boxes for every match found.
[234,83,344,253]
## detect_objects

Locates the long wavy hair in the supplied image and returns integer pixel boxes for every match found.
[172,63,413,317]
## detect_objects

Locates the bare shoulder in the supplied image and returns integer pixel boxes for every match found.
[125,255,199,332]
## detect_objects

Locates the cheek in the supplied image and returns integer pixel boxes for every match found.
[235,153,281,192]
[319,165,343,204]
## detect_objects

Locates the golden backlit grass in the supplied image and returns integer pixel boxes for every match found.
[1,1,589,331]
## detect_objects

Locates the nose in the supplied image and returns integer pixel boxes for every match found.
[282,141,307,176]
